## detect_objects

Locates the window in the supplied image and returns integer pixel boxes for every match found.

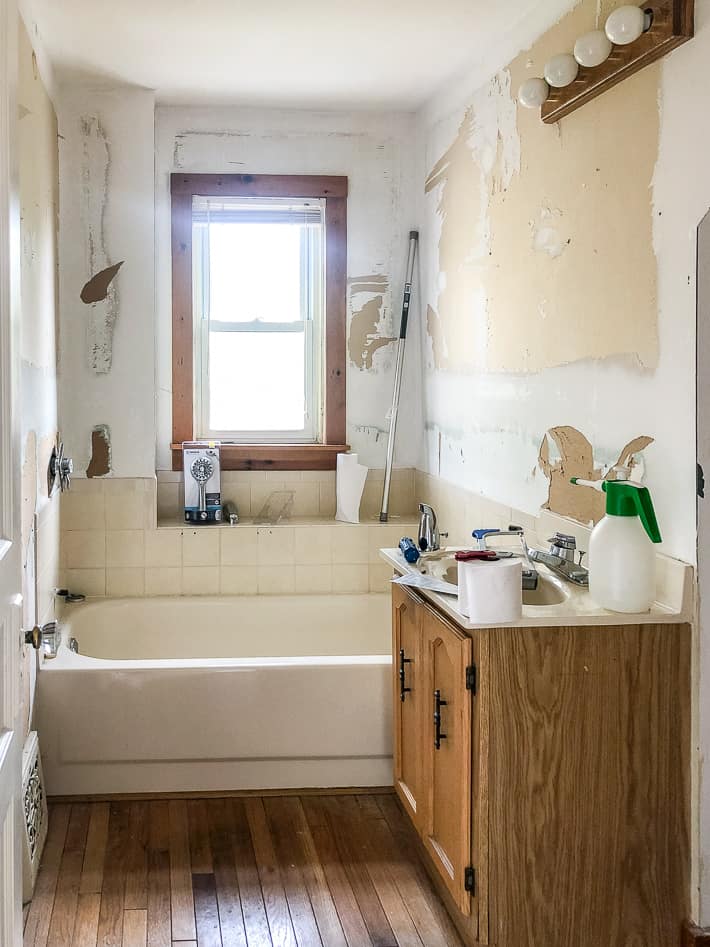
[171,174,348,470]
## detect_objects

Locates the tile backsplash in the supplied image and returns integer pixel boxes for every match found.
[60,474,417,598]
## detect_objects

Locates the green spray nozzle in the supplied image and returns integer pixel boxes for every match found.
[600,481,662,543]
[570,476,662,543]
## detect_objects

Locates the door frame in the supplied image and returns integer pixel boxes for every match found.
[0,0,25,941]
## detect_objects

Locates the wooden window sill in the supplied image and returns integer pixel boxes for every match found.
[171,443,350,471]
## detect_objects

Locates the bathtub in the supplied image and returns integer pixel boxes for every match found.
[37,594,392,796]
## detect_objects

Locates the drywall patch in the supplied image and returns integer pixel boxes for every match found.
[86,424,112,478]
[539,425,653,524]
[348,275,395,371]
[531,206,571,258]
[80,261,124,304]
[80,115,119,374]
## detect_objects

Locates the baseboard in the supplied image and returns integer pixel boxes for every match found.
[682,920,710,945]
[48,785,395,803]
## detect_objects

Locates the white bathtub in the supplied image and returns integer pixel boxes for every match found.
[37,594,393,796]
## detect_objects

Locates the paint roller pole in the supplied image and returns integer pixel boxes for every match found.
[380,230,419,523]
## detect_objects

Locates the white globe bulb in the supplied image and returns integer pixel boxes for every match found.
[544,54,579,88]
[518,77,550,109]
[574,29,613,67]
[605,5,647,45]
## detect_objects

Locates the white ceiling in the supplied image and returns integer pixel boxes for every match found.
[29,0,535,109]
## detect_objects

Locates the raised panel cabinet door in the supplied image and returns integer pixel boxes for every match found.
[421,605,473,916]
[392,584,425,827]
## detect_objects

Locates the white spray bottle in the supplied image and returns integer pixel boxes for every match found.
[571,469,662,613]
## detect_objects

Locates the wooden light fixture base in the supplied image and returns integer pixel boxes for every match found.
[541,0,694,124]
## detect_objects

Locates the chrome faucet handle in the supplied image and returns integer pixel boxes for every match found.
[548,532,577,562]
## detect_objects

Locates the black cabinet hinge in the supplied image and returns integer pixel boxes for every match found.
[464,866,476,894]
[466,664,477,694]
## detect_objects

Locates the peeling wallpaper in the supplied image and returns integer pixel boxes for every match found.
[18,16,60,736]
[417,0,707,563]
[155,107,422,471]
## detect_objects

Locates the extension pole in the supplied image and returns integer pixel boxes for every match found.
[380,230,419,522]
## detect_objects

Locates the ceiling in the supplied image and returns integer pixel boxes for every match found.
[29,0,534,109]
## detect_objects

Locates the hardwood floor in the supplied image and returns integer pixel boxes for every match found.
[24,793,464,946]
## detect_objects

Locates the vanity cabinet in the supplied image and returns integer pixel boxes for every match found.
[390,581,691,947]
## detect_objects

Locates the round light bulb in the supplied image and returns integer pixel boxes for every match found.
[518,77,550,109]
[543,53,579,88]
[574,29,613,67]
[605,5,647,45]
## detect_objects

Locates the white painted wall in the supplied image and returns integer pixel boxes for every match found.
[57,86,156,478]
[155,106,422,472]
[415,1,708,567]
[416,0,710,922]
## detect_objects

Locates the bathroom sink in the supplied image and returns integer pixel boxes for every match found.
[418,555,568,607]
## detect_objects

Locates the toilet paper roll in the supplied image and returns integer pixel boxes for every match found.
[335,452,368,524]
[457,557,522,624]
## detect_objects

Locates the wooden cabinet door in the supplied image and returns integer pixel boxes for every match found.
[392,584,425,827]
[421,604,473,915]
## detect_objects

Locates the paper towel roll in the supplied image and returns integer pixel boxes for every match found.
[335,452,368,524]
[457,557,522,623]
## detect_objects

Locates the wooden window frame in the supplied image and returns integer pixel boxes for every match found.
[170,173,348,470]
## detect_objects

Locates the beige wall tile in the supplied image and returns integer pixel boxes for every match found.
[145,567,182,596]
[183,528,220,566]
[331,526,369,564]
[157,482,180,520]
[294,526,332,565]
[106,567,145,597]
[257,565,295,594]
[369,563,393,593]
[63,530,106,569]
[61,492,105,531]
[105,493,148,531]
[331,564,369,593]
[220,484,251,517]
[145,529,182,568]
[368,524,411,563]
[182,567,220,595]
[66,478,105,495]
[319,481,336,517]
[266,470,302,482]
[291,483,320,517]
[62,568,106,597]
[257,527,295,565]
[220,566,258,595]
[301,470,334,483]
[220,528,258,566]
[295,564,332,594]
[106,530,145,568]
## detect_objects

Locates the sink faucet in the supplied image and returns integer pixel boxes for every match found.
[418,503,447,552]
[527,532,589,586]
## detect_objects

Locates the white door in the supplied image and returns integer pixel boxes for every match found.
[0,0,24,942]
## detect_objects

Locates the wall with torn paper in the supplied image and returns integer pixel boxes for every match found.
[416,0,709,564]
[155,106,422,471]
[57,86,156,477]
[17,12,61,735]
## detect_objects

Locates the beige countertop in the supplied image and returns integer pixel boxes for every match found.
[379,547,693,629]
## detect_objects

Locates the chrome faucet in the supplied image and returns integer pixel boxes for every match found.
[527,532,589,586]
[418,503,447,552]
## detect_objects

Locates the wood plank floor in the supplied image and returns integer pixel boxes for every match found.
[24,794,464,947]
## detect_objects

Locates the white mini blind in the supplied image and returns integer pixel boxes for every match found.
[192,196,324,226]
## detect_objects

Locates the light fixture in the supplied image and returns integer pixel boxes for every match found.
[574,29,613,67]
[518,77,550,108]
[544,53,579,88]
[605,5,652,45]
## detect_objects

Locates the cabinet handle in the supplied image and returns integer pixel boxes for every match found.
[434,689,448,749]
[398,648,412,702]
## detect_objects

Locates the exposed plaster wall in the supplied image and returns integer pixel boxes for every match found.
[17,15,59,734]
[417,0,710,923]
[57,86,156,478]
[416,0,703,566]
[155,106,422,471]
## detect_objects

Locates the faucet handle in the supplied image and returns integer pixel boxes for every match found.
[548,532,576,549]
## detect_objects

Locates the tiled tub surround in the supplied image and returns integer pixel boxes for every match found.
[60,477,417,598]
[157,467,416,523]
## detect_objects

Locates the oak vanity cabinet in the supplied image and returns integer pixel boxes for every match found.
[391,581,691,947]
